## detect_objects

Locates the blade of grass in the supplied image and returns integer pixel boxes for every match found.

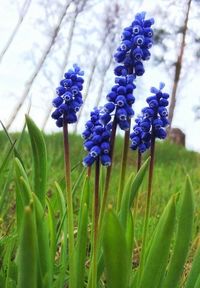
[162,176,194,288]
[26,115,47,207]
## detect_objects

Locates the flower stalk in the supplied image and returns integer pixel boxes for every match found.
[117,126,130,212]
[138,129,156,285]
[63,121,75,288]
[92,157,100,288]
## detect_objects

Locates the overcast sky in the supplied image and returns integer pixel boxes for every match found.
[0,0,200,152]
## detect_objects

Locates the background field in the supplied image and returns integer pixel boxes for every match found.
[1,131,199,242]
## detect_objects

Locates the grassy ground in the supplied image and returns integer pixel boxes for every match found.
[0,131,200,240]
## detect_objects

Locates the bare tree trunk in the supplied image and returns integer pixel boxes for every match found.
[0,0,32,63]
[168,0,192,128]
[6,0,72,130]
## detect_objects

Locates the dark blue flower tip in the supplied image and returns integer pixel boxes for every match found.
[159,98,169,107]
[121,30,132,40]
[130,143,138,150]
[126,94,135,104]
[56,118,63,128]
[85,120,94,129]
[139,143,147,153]
[132,47,143,61]
[161,117,169,127]
[56,86,66,96]
[162,93,169,99]
[117,86,127,95]
[149,99,159,108]
[52,96,63,107]
[101,154,111,166]
[142,49,151,60]
[141,132,151,142]
[92,134,102,145]
[51,109,62,120]
[90,146,101,158]
[100,113,112,125]
[140,119,151,131]
[66,113,77,123]
[116,108,127,121]
[119,120,130,131]
[83,155,95,167]
[62,92,72,102]
[114,65,128,76]
[120,40,132,51]
[101,130,110,140]
[101,142,110,154]
[126,83,135,93]
[94,125,105,134]
[84,140,94,151]
[142,107,154,118]
[135,62,145,76]
[153,119,163,129]
[82,130,91,140]
[116,95,126,107]
[133,126,142,135]
[131,136,140,146]
[144,28,153,37]
[155,128,167,139]
[103,103,116,113]
[158,106,168,117]
[106,91,117,102]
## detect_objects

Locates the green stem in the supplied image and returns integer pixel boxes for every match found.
[137,131,156,286]
[63,122,75,288]
[117,126,130,212]
[133,151,142,219]
[92,158,100,288]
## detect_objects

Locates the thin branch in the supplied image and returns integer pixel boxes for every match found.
[168,0,192,127]
[0,0,32,63]
[6,0,72,130]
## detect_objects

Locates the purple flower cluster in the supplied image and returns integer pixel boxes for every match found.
[100,74,136,131]
[114,12,154,77]
[130,83,169,153]
[51,64,84,127]
[82,108,112,167]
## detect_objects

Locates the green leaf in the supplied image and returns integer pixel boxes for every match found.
[17,204,37,288]
[14,158,32,230]
[46,199,56,267]
[120,158,150,227]
[32,193,52,288]
[162,176,194,288]
[194,273,200,288]
[75,176,90,288]
[26,115,47,207]
[138,196,176,288]
[54,182,68,288]
[103,208,129,288]
[185,246,200,288]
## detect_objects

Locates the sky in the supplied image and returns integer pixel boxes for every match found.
[0,0,200,152]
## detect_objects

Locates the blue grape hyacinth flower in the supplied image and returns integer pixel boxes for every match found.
[100,74,136,131]
[82,108,112,167]
[130,82,169,153]
[114,11,154,77]
[51,64,84,127]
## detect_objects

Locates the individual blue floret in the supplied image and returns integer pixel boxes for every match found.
[130,82,169,153]
[82,108,112,167]
[51,64,84,127]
